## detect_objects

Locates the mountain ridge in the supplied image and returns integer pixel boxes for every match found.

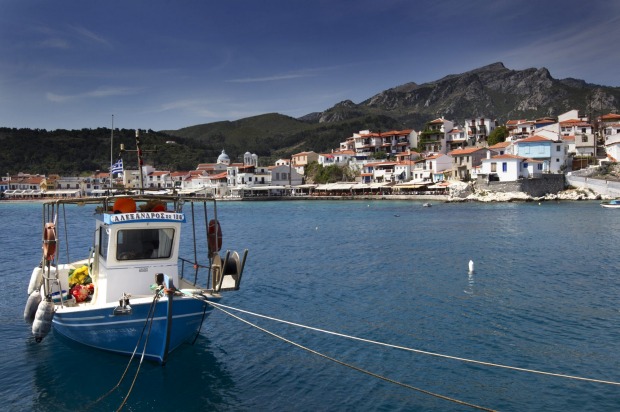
[3,63,620,175]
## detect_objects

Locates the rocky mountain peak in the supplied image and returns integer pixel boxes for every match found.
[311,63,620,129]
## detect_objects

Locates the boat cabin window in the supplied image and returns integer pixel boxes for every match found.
[116,228,175,260]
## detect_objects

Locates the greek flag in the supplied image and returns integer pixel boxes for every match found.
[111,159,124,175]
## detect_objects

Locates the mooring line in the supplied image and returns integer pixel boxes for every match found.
[208,301,620,387]
[207,301,496,411]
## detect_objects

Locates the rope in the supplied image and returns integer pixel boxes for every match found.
[208,302,620,387]
[86,291,162,411]
[192,298,210,345]
[116,292,161,412]
[207,301,495,411]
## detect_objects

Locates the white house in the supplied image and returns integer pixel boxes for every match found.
[424,153,452,181]
[513,135,567,173]
[318,150,355,167]
[270,164,303,186]
[604,133,620,162]
[464,117,497,145]
[506,119,535,140]
[488,141,511,156]
[481,153,543,181]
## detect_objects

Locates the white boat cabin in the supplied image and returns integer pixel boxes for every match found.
[94,211,185,304]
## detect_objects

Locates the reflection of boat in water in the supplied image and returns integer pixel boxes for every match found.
[24,132,248,365]
[600,199,620,208]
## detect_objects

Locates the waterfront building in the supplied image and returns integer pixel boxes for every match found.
[464,117,498,146]
[360,161,399,184]
[318,150,356,167]
[604,133,620,162]
[506,119,535,141]
[339,129,417,158]
[424,153,452,181]
[489,141,511,156]
[480,153,543,181]
[513,135,567,173]
[420,118,453,154]
[270,164,303,187]
[291,151,318,175]
[447,147,489,180]
[446,127,467,152]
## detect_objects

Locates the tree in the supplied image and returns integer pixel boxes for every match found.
[487,126,509,146]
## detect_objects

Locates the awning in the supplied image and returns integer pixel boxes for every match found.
[394,181,430,189]
[241,185,287,191]
[90,189,119,194]
[177,187,215,194]
[427,183,450,189]
[43,190,80,195]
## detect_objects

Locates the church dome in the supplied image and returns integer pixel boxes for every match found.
[217,149,230,165]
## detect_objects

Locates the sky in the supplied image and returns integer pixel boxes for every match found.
[1,0,619,132]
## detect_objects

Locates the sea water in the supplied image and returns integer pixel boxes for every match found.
[1,200,620,411]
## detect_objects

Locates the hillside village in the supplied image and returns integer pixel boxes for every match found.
[3,109,620,201]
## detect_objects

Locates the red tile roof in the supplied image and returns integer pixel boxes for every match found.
[448,147,487,156]
[517,135,553,142]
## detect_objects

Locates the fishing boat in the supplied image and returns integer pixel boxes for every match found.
[24,132,248,364]
[600,199,620,208]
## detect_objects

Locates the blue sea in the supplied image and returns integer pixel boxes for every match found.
[1,199,620,411]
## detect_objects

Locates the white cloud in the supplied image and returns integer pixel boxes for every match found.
[226,72,316,83]
[38,38,70,49]
[46,86,142,102]
[71,26,113,49]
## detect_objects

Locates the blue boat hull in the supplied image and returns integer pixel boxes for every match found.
[52,294,218,363]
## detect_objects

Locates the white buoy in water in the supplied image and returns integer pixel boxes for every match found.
[468,259,474,274]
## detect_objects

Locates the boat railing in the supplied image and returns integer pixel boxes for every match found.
[178,256,212,288]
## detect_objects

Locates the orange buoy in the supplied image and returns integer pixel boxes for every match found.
[42,222,57,261]
[113,197,137,213]
[207,219,223,254]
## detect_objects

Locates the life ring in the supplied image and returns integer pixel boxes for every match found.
[207,219,223,254]
[43,222,57,261]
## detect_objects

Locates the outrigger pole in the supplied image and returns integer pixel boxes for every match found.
[120,129,156,194]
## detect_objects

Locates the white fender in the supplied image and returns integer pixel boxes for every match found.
[28,267,43,295]
[24,290,42,324]
[32,300,54,342]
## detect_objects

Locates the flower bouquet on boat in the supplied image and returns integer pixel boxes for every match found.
[24,191,248,364]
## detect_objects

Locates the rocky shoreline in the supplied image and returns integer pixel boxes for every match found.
[455,187,606,203]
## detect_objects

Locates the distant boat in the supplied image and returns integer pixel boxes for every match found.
[600,199,620,209]
[423,203,432,207]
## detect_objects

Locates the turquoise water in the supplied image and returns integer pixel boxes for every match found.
[1,200,620,411]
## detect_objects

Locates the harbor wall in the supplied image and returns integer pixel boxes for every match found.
[565,174,620,197]
[475,174,565,197]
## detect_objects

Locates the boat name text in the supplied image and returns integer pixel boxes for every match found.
[106,212,185,223]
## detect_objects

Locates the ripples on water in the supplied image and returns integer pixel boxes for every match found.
[1,200,620,411]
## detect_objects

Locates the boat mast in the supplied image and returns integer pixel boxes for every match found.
[109,115,114,190]
[136,129,144,194]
